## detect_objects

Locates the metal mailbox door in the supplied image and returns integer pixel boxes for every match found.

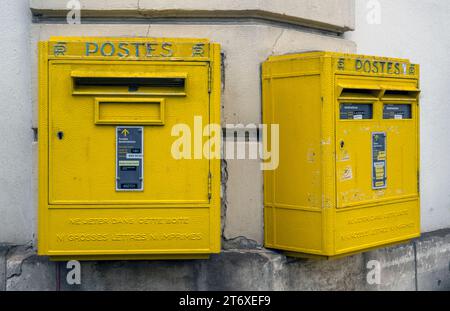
[48,61,211,205]
[335,80,419,208]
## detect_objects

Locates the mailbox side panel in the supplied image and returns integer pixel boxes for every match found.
[209,43,222,253]
[263,55,325,255]
[38,41,50,255]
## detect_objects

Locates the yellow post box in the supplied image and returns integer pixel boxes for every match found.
[38,37,221,260]
[262,52,420,259]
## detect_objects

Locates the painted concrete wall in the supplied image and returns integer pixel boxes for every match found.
[345,0,450,233]
[0,0,34,245]
[31,0,355,32]
[1,0,356,246]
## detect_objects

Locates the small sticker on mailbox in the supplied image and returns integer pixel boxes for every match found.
[340,104,373,120]
[116,127,143,191]
[383,104,412,119]
[372,132,387,190]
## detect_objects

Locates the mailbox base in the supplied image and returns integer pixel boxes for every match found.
[279,237,419,260]
[48,254,211,261]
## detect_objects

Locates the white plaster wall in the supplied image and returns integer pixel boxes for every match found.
[0,0,34,244]
[31,0,355,31]
[345,0,450,232]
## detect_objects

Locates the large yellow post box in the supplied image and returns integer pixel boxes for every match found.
[262,52,420,259]
[38,37,221,260]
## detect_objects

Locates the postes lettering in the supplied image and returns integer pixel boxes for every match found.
[338,58,416,75]
[355,59,415,75]
[84,41,205,58]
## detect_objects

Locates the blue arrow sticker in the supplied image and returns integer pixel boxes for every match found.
[116,127,144,191]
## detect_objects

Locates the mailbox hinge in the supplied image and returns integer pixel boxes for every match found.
[208,172,212,200]
[417,171,420,193]
[208,65,212,93]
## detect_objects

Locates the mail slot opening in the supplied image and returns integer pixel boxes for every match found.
[383,89,419,99]
[383,104,412,119]
[340,103,373,120]
[74,77,185,88]
[72,73,187,96]
[339,87,381,99]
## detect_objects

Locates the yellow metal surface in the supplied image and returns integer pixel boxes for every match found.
[263,52,420,259]
[94,97,166,126]
[38,37,221,260]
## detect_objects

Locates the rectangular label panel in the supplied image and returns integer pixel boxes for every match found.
[272,208,323,252]
[334,56,419,78]
[48,39,211,60]
[340,103,373,120]
[335,200,420,252]
[95,98,165,125]
[47,208,211,253]
[383,104,412,120]
[116,127,143,191]
[372,132,387,189]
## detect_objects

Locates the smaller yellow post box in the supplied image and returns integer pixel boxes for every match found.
[262,52,420,259]
[38,37,221,260]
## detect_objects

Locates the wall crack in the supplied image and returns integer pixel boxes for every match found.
[220,158,229,240]
[271,29,285,55]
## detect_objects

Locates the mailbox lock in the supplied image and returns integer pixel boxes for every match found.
[340,140,345,149]
[57,131,64,140]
